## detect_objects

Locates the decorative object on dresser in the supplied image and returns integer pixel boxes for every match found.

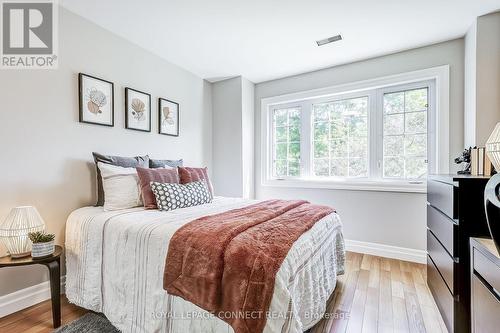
[484,173,500,254]
[29,231,56,258]
[427,175,492,333]
[484,125,500,253]
[470,147,494,176]
[470,238,500,333]
[0,206,45,258]
[125,87,151,132]
[485,122,500,172]
[158,98,179,136]
[0,246,63,328]
[78,73,114,127]
[454,147,472,174]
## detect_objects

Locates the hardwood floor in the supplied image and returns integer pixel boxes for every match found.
[0,252,447,333]
[311,252,448,333]
[0,296,87,333]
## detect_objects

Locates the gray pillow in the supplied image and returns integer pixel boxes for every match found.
[92,152,149,206]
[149,159,183,169]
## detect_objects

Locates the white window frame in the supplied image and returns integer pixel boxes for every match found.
[261,65,450,193]
[377,80,435,179]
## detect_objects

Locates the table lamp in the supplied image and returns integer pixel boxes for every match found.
[484,122,500,253]
[0,206,46,258]
[486,123,500,172]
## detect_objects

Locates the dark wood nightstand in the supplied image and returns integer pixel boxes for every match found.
[0,245,63,328]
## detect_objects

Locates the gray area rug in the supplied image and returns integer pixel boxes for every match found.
[55,313,120,333]
[55,312,314,332]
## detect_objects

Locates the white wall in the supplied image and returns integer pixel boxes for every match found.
[212,76,255,198]
[464,11,500,147]
[254,39,465,253]
[0,8,212,296]
[464,21,477,148]
[475,11,500,146]
[212,77,243,197]
[241,78,255,199]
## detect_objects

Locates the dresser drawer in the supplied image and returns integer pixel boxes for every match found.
[428,255,454,333]
[472,274,500,333]
[427,229,455,294]
[427,179,458,219]
[473,248,500,294]
[427,204,457,257]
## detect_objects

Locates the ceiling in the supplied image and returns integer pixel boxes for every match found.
[61,0,500,83]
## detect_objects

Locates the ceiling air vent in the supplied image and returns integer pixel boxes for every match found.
[316,34,342,46]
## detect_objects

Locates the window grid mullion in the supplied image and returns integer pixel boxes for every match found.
[328,108,332,177]
[370,90,382,180]
[301,102,311,178]
[347,116,351,177]
[402,91,406,179]
[271,110,276,178]
[286,111,290,176]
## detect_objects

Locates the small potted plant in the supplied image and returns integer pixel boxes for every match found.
[28,231,55,258]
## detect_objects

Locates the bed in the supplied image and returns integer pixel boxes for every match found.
[65,196,345,333]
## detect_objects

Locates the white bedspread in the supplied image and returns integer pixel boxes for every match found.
[65,197,345,333]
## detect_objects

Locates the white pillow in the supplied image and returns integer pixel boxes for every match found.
[98,162,142,211]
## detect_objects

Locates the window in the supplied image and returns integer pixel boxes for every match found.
[263,66,449,192]
[383,88,428,179]
[312,97,369,177]
[272,107,301,177]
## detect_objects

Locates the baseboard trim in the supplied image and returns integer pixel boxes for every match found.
[345,239,426,264]
[0,275,66,318]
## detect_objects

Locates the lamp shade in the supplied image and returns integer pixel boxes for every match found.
[486,122,500,172]
[0,206,45,258]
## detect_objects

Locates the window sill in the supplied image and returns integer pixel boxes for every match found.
[261,178,427,193]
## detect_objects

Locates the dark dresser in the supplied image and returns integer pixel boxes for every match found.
[470,238,500,333]
[427,175,491,333]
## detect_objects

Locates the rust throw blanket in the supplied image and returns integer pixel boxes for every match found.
[164,199,335,333]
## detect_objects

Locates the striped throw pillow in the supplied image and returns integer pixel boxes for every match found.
[136,167,179,209]
[178,167,214,196]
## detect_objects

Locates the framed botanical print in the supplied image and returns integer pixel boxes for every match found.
[125,88,151,132]
[158,98,179,136]
[79,73,114,126]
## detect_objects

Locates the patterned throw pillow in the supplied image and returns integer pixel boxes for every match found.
[150,180,212,211]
